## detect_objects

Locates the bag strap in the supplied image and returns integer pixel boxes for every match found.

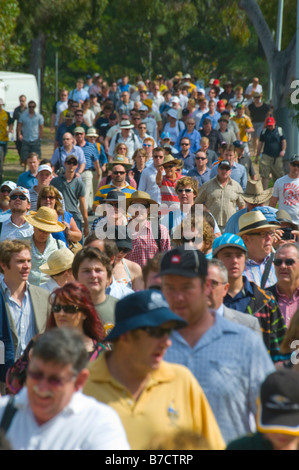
[261,252,274,290]
[0,396,17,434]
[0,222,2,234]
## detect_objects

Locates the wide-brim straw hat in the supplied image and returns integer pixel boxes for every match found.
[242,179,273,204]
[106,154,132,171]
[238,210,280,237]
[24,207,65,233]
[40,248,74,276]
[126,190,158,209]
[159,154,181,168]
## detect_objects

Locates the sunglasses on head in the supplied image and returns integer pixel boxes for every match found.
[10,194,27,201]
[273,258,296,267]
[52,304,79,314]
[139,326,173,338]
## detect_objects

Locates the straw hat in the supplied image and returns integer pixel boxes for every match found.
[106,155,132,171]
[24,207,65,233]
[159,154,181,167]
[126,190,158,209]
[86,127,99,137]
[40,248,74,276]
[238,210,280,237]
[242,179,273,205]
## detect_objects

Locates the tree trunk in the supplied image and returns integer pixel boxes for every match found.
[29,32,46,111]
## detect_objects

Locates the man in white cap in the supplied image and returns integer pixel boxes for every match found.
[0,187,33,241]
[139,105,158,142]
[51,131,86,176]
[108,120,140,161]
[28,164,54,211]
[0,181,16,223]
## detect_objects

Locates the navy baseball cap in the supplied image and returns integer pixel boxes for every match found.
[105,290,187,341]
[159,246,207,278]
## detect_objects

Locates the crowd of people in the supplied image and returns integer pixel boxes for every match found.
[0,72,298,450]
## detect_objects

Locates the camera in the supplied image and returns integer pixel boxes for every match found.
[281,227,294,241]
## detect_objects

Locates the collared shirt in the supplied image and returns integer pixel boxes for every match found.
[244,255,277,289]
[210,161,247,191]
[175,128,201,154]
[224,276,254,313]
[200,111,221,129]
[108,131,140,160]
[28,236,66,286]
[83,353,225,451]
[51,145,86,169]
[51,175,85,219]
[17,171,38,190]
[175,151,196,173]
[69,87,89,102]
[18,111,44,141]
[79,141,99,170]
[0,388,130,450]
[138,164,163,204]
[0,278,37,359]
[0,217,33,242]
[232,114,253,142]
[164,313,275,444]
[158,173,183,209]
[126,219,171,267]
[187,167,211,187]
[274,284,299,328]
[93,182,136,205]
[196,176,245,227]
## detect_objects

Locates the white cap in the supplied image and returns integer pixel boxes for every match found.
[38,164,52,174]
[1,181,17,191]
[167,109,178,119]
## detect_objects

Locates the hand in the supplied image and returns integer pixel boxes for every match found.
[279,150,286,157]
[84,224,89,237]
[76,172,81,178]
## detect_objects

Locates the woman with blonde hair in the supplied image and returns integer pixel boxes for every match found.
[280,309,299,371]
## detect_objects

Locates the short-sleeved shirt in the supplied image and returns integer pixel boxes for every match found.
[79,141,99,170]
[272,175,299,225]
[232,114,253,142]
[259,126,286,158]
[18,111,44,141]
[0,109,13,142]
[51,175,85,219]
[17,171,38,190]
[187,167,211,187]
[94,182,135,205]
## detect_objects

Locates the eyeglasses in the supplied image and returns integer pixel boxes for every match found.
[143,144,152,148]
[249,231,276,238]
[273,258,296,267]
[164,164,176,169]
[139,326,173,338]
[66,160,77,165]
[210,279,226,289]
[41,195,56,200]
[52,304,79,314]
[10,194,27,201]
[196,157,206,161]
[177,188,193,193]
[27,369,75,388]
[113,171,126,175]
[181,143,190,146]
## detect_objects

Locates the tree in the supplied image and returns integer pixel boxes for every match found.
[0,0,24,68]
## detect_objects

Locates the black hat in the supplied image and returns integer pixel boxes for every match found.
[103,190,126,204]
[114,225,133,252]
[290,155,299,164]
[257,369,299,435]
[218,160,231,169]
[159,247,207,278]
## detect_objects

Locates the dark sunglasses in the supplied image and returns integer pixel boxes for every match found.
[0,188,10,193]
[113,171,126,175]
[181,143,190,146]
[75,133,83,136]
[291,163,299,168]
[196,157,206,161]
[164,164,176,169]
[10,194,27,201]
[66,160,77,165]
[52,304,79,314]
[41,195,56,200]
[27,369,74,387]
[139,326,173,338]
[182,237,196,243]
[177,188,193,193]
[273,258,296,267]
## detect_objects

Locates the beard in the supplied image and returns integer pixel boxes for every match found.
[0,197,10,208]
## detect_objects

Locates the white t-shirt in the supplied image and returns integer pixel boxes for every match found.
[272,175,299,225]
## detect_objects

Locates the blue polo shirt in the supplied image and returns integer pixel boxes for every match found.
[187,167,211,186]
[176,151,196,174]
[17,171,38,190]
[223,276,253,313]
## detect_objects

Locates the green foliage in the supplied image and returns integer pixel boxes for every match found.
[259,0,296,49]
[0,0,24,67]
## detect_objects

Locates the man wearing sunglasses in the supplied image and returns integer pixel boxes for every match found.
[187,150,211,186]
[0,328,130,449]
[51,131,86,177]
[269,154,299,227]
[160,246,275,445]
[267,243,299,328]
[83,289,225,450]
[0,187,33,242]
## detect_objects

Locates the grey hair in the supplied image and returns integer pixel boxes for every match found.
[208,259,228,283]
[31,328,88,375]
[275,242,299,259]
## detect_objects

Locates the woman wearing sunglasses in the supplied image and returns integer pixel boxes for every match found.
[6,281,107,395]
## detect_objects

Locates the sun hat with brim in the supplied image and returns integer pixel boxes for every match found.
[242,179,273,205]
[86,127,99,137]
[212,233,247,258]
[106,155,132,171]
[167,109,178,119]
[159,246,208,278]
[256,369,299,436]
[40,248,74,276]
[126,190,158,209]
[237,210,280,237]
[24,207,65,233]
[74,126,85,134]
[159,154,181,168]
[105,290,187,341]
[276,210,299,230]
[119,119,134,129]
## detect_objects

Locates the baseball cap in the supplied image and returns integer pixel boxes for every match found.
[251,206,279,224]
[212,233,247,258]
[160,132,171,140]
[266,116,275,126]
[65,154,79,163]
[218,160,231,169]
[105,290,187,341]
[290,154,299,164]
[256,369,299,435]
[236,103,244,109]
[159,247,208,278]
[233,140,245,149]
[38,164,52,174]
[1,181,17,192]
[9,186,30,202]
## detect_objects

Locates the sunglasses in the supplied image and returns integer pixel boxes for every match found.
[196,157,206,161]
[291,163,299,168]
[66,160,77,165]
[41,195,56,200]
[52,304,79,314]
[75,133,83,136]
[181,143,190,146]
[113,171,126,175]
[10,194,27,201]
[143,144,152,148]
[177,188,193,193]
[27,369,74,388]
[164,164,176,169]
[139,326,173,338]
[0,188,10,193]
[273,258,296,267]
[210,279,226,289]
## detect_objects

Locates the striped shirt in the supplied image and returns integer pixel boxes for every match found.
[93,183,136,205]
[158,173,183,208]
[80,141,99,170]
[0,278,37,359]
[244,255,277,289]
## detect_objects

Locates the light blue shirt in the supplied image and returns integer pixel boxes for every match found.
[164,313,275,444]
[18,111,44,141]
[0,217,33,242]
[0,208,11,223]
[225,206,278,234]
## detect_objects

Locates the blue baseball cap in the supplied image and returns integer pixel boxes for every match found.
[160,132,171,140]
[251,206,279,224]
[105,290,187,341]
[213,233,247,257]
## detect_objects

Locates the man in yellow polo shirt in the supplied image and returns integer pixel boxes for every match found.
[0,98,13,184]
[232,103,254,156]
[83,290,225,450]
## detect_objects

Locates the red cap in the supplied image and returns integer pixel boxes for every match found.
[213,79,220,86]
[217,100,225,108]
[266,117,275,126]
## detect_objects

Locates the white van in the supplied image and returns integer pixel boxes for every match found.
[0,71,39,114]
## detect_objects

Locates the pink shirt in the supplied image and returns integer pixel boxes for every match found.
[275,285,299,328]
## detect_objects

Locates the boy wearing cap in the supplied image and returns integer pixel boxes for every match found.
[83,289,225,450]
[0,181,16,222]
[256,117,287,190]
[160,247,275,444]
[0,187,33,242]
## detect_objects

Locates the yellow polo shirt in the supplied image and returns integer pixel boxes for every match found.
[83,353,225,450]
[232,114,253,142]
